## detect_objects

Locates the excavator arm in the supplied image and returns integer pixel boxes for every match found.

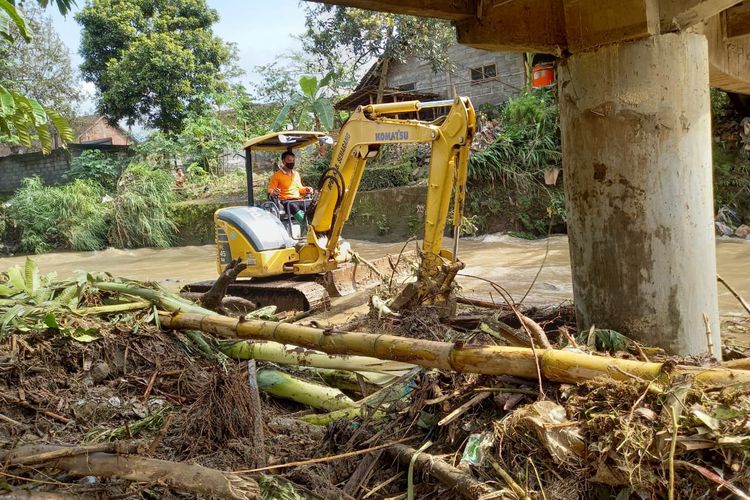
[295,96,476,308]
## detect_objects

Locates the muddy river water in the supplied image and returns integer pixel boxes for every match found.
[1,234,748,318]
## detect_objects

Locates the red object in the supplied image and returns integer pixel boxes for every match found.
[531,63,555,88]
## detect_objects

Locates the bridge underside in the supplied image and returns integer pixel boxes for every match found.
[308,0,750,357]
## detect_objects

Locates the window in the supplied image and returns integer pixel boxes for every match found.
[398,82,416,91]
[470,64,497,81]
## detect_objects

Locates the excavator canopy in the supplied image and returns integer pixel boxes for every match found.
[243,131,332,152]
[242,131,332,206]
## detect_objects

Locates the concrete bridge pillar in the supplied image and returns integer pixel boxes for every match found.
[559,32,721,356]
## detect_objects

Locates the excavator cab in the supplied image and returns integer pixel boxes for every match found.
[214,131,335,279]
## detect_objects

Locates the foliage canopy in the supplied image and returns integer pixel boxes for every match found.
[302,5,456,75]
[76,0,232,132]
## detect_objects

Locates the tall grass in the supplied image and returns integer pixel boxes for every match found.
[109,163,177,248]
[8,177,109,254]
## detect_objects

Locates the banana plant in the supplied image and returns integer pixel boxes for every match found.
[272,72,336,132]
[0,258,84,338]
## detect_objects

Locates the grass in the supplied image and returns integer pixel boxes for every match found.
[109,163,177,249]
[7,177,109,254]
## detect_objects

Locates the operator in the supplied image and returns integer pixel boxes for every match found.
[267,151,314,226]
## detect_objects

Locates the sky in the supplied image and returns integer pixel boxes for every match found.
[49,0,309,114]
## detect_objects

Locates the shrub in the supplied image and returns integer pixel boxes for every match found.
[359,163,412,191]
[66,150,125,190]
[469,89,560,187]
[108,163,177,248]
[8,177,109,253]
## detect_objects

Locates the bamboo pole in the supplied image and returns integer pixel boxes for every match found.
[256,369,356,411]
[158,312,750,387]
[221,340,414,375]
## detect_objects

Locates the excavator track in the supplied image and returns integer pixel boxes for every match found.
[182,277,330,313]
[182,252,417,314]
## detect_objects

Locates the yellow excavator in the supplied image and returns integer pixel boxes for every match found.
[184,96,475,312]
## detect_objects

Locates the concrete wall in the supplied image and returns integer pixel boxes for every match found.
[387,45,525,106]
[0,144,131,194]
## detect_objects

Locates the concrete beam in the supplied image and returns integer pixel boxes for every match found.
[563,0,660,52]
[724,2,750,39]
[660,0,743,30]
[304,0,476,21]
[456,0,567,55]
[704,14,750,93]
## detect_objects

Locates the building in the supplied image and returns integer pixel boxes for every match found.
[336,45,526,112]
[70,115,133,146]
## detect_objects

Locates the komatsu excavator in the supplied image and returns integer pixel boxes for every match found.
[184,96,475,313]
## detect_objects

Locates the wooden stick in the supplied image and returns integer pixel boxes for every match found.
[3,445,259,500]
[0,413,23,427]
[456,296,506,310]
[363,472,404,499]
[142,370,158,401]
[438,392,491,426]
[2,396,71,424]
[245,360,266,467]
[473,387,538,396]
[388,444,500,499]
[486,456,529,500]
[233,437,416,473]
[703,313,714,357]
[519,314,552,349]
[718,274,750,316]
[3,441,141,466]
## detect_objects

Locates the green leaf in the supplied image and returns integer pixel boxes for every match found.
[0,0,30,41]
[0,10,12,42]
[7,266,25,291]
[713,405,745,421]
[35,122,53,154]
[299,75,318,98]
[319,71,335,90]
[46,108,74,144]
[692,408,720,431]
[0,85,15,117]
[26,98,48,126]
[43,312,59,329]
[24,258,41,297]
[271,95,302,131]
[314,98,334,131]
[53,285,81,308]
[10,111,31,147]
[69,327,100,343]
[1,303,25,335]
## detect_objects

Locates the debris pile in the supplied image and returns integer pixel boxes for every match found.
[1,258,749,499]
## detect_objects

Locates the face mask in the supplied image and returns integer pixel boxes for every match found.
[285,162,295,169]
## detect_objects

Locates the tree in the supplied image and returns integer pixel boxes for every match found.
[302,5,456,101]
[76,0,232,133]
[0,1,74,153]
[0,3,81,118]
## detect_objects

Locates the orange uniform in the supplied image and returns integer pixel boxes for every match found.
[267,169,312,200]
